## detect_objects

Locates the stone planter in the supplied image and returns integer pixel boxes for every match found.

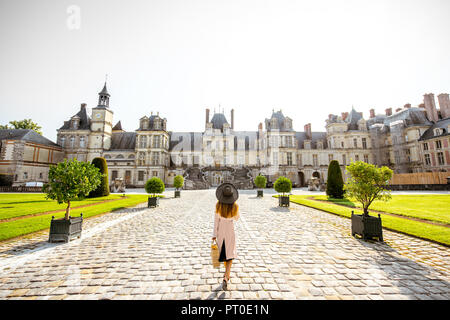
[351,211,383,241]
[148,196,159,208]
[48,214,83,243]
[278,195,290,207]
[174,190,180,198]
[257,190,263,198]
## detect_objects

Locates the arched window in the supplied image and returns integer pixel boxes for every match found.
[128,154,135,159]
[116,154,124,159]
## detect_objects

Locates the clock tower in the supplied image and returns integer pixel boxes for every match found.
[88,82,114,161]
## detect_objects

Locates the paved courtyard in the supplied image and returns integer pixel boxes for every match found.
[0,189,449,300]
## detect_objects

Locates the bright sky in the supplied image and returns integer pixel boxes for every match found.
[1,0,450,141]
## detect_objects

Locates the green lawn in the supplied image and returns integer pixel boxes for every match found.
[313,195,450,225]
[0,193,148,241]
[288,195,450,246]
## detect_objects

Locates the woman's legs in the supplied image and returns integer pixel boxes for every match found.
[224,260,232,280]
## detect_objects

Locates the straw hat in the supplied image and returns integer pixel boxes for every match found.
[215,183,239,204]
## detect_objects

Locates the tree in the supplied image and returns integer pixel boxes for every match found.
[326,160,345,199]
[88,157,110,197]
[173,175,184,190]
[1,119,43,135]
[145,177,165,197]
[274,176,292,196]
[254,175,267,189]
[43,159,102,220]
[344,161,393,216]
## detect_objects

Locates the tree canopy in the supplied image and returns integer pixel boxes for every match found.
[43,159,102,219]
[274,176,292,195]
[344,161,393,215]
[0,119,43,135]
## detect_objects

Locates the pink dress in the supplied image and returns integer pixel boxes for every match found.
[213,211,239,260]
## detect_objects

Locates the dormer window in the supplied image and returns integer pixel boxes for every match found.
[434,128,442,136]
[70,117,80,130]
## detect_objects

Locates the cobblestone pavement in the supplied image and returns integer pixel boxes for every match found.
[0,190,449,300]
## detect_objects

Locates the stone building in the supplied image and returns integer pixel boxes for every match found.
[0,129,64,186]
[56,82,450,188]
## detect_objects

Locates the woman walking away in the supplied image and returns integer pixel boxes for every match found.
[212,183,239,290]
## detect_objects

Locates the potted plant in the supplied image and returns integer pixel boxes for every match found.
[345,161,393,242]
[326,160,344,199]
[274,176,292,207]
[145,177,165,207]
[43,159,102,243]
[173,175,184,198]
[254,175,267,198]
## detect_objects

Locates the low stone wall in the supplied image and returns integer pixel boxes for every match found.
[0,186,43,193]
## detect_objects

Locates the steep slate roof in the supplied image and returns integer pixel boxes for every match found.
[295,131,328,149]
[210,113,229,130]
[112,121,123,131]
[110,132,136,150]
[59,106,91,130]
[266,110,293,131]
[345,108,363,130]
[0,129,60,147]
[418,117,450,141]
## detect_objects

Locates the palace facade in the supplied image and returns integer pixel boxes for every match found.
[54,83,450,188]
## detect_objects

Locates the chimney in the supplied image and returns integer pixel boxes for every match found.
[369,109,375,118]
[341,112,349,121]
[304,123,312,140]
[419,103,425,108]
[81,103,87,110]
[423,93,439,122]
[404,103,411,109]
[385,108,392,116]
[205,108,210,125]
[231,109,234,129]
[437,93,450,119]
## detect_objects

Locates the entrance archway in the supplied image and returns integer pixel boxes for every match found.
[298,172,305,187]
[312,171,320,182]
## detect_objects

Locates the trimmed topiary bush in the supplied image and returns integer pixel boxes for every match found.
[173,175,184,190]
[145,177,165,197]
[326,160,345,199]
[88,157,109,198]
[274,176,292,196]
[254,175,267,189]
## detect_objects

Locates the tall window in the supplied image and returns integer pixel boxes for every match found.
[287,152,292,166]
[112,171,118,180]
[362,138,367,149]
[70,136,75,148]
[272,152,278,166]
[151,152,160,165]
[313,154,318,167]
[153,135,161,148]
[394,151,400,164]
[342,154,346,165]
[138,171,145,181]
[328,154,333,163]
[424,154,431,166]
[60,136,65,147]
[423,143,428,151]
[353,138,357,148]
[355,155,359,161]
[298,154,302,166]
[435,140,442,149]
[139,136,147,148]
[80,136,86,148]
[437,152,445,165]
[364,154,369,163]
